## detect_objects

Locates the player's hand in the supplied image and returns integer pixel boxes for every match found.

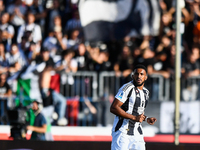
[135,114,146,122]
[147,117,157,125]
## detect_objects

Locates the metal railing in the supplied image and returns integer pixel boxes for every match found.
[98,72,169,101]
[60,71,98,101]
[3,71,200,126]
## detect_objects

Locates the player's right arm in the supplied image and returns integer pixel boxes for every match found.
[110,98,145,122]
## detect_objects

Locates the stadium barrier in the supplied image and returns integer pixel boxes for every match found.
[2,72,200,126]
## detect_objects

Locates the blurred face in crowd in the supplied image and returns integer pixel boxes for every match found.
[78,43,86,56]
[162,13,172,26]
[142,48,155,59]
[27,13,35,24]
[192,47,200,60]
[71,29,79,40]
[64,51,75,62]
[11,44,18,55]
[30,43,36,52]
[133,48,141,58]
[1,13,9,24]
[189,53,197,63]
[122,46,131,58]
[170,45,176,56]
[0,0,3,7]
[0,73,7,84]
[162,36,171,47]
[53,0,60,8]
[41,50,50,61]
[32,101,39,111]
[73,10,80,19]
[54,16,62,26]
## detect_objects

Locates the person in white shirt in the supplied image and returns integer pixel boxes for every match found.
[6,0,27,43]
[17,11,42,49]
[0,13,15,51]
[8,43,27,76]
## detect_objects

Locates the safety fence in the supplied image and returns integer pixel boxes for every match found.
[1,71,200,126]
[60,71,171,101]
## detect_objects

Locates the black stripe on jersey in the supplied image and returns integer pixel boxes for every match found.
[115,88,133,132]
[138,126,143,134]
[143,89,149,108]
[127,87,141,135]
[115,118,124,132]
[122,82,133,92]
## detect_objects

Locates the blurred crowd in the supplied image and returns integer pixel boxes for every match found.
[0,0,200,129]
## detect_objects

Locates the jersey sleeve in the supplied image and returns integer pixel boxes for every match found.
[115,83,133,103]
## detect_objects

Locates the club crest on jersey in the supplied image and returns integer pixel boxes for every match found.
[118,92,124,99]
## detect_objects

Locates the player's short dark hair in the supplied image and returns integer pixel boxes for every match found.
[133,64,147,74]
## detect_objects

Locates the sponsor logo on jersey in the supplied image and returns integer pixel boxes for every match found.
[118,91,124,99]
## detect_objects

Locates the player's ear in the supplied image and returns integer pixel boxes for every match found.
[131,72,134,79]
[145,75,148,80]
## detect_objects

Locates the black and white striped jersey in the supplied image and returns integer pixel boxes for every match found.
[112,81,149,136]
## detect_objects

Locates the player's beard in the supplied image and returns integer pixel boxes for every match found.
[134,80,145,87]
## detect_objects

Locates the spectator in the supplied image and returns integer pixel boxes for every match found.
[6,0,28,43]
[64,9,81,32]
[27,41,39,63]
[66,28,81,50]
[55,49,78,73]
[35,48,68,126]
[114,45,133,83]
[156,36,172,53]
[0,12,15,51]
[75,43,91,71]
[19,39,39,64]
[43,16,67,58]
[26,100,47,141]
[0,72,13,124]
[181,52,200,101]
[132,47,142,67]
[0,43,9,74]
[0,72,12,97]
[45,0,65,36]
[40,68,68,126]
[136,47,170,100]
[0,72,12,100]
[0,0,6,17]
[7,43,27,76]
[28,0,47,34]
[17,11,42,50]
[87,43,112,72]
[34,47,54,68]
[18,36,29,57]
[191,44,200,65]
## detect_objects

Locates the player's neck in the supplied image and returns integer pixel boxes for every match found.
[137,85,144,90]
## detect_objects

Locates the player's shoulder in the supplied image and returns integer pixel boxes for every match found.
[121,81,134,92]
[143,86,150,93]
